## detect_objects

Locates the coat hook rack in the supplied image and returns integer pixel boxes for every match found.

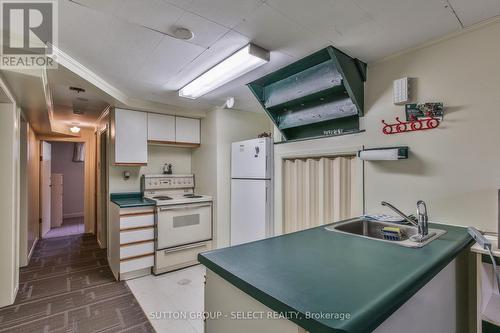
[382,115,440,135]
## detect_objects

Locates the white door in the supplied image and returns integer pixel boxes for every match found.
[41,141,51,237]
[175,117,200,144]
[51,174,63,228]
[230,179,271,246]
[148,113,175,142]
[231,138,271,179]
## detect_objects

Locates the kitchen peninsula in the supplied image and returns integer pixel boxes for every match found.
[199,221,473,333]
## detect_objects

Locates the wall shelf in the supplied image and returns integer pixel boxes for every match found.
[248,46,366,142]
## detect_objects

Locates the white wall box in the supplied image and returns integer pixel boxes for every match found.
[393,77,410,105]
[148,113,175,143]
[175,117,200,145]
[114,108,148,165]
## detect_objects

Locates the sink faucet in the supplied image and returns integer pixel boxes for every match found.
[381,201,429,238]
[416,200,429,236]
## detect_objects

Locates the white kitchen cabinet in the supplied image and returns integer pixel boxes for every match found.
[148,113,175,143]
[175,117,200,144]
[114,108,148,165]
[109,204,155,280]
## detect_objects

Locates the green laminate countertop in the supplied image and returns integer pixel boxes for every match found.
[110,192,156,208]
[198,221,472,333]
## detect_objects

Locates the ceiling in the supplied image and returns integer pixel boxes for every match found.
[3,0,500,135]
[56,0,500,113]
[2,66,113,135]
[48,67,111,129]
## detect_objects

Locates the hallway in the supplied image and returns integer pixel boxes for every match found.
[0,234,154,332]
[44,217,85,238]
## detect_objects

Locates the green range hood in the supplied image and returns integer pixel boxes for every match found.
[247,46,367,142]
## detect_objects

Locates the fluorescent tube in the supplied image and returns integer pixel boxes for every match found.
[179,44,270,99]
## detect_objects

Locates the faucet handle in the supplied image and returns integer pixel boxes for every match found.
[416,200,427,216]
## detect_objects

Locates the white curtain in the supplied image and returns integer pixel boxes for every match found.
[283,155,356,233]
[73,143,85,162]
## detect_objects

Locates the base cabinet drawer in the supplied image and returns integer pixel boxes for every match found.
[120,255,154,273]
[120,213,154,230]
[154,241,212,275]
[120,241,154,260]
[120,228,154,244]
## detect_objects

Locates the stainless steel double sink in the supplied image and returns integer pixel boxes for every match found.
[325,218,446,248]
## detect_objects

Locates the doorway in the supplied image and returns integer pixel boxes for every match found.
[41,141,86,238]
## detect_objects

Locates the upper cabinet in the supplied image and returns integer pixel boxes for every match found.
[175,117,200,145]
[148,113,175,143]
[114,108,148,165]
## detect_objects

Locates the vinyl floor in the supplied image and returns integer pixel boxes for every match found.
[0,234,155,333]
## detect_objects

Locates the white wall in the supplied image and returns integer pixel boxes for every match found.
[274,19,500,233]
[0,102,20,306]
[193,107,272,248]
[109,145,193,193]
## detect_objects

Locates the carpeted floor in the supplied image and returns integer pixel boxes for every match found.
[0,234,155,332]
[45,217,85,238]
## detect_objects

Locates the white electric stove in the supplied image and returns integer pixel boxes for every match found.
[142,174,213,275]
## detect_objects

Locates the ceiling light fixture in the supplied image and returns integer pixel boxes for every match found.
[70,126,81,133]
[179,44,270,99]
[173,27,194,40]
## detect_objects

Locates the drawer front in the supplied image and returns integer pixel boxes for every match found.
[120,255,154,273]
[120,228,154,245]
[120,213,154,230]
[120,241,154,260]
[154,241,212,274]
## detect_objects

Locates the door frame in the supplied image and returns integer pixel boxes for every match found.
[39,141,52,238]
[37,132,95,235]
[96,125,108,249]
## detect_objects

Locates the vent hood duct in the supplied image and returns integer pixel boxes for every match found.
[248,46,366,142]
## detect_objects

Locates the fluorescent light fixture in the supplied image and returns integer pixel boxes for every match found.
[70,126,81,133]
[179,44,270,99]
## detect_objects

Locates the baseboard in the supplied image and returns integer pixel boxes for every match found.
[63,212,84,219]
[12,284,18,304]
[97,237,106,249]
[27,238,38,263]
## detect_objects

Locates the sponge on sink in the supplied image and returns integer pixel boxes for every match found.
[382,226,402,241]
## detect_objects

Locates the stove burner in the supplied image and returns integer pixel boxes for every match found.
[184,194,203,198]
[153,196,172,200]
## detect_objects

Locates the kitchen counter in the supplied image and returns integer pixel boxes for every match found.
[110,192,156,208]
[198,222,473,333]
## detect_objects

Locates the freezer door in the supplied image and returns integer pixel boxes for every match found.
[231,179,272,246]
[231,138,272,179]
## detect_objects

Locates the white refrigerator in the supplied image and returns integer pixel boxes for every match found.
[230,137,273,246]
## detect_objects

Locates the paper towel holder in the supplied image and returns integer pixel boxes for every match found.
[358,146,409,161]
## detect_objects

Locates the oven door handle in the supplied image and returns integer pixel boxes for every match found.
[157,203,212,212]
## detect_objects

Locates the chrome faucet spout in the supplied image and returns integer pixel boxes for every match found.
[381,200,430,240]
[381,201,418,227]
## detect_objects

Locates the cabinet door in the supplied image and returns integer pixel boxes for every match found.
[175,117,200,144]
[148,113,175,143]
[114,108,148,164]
